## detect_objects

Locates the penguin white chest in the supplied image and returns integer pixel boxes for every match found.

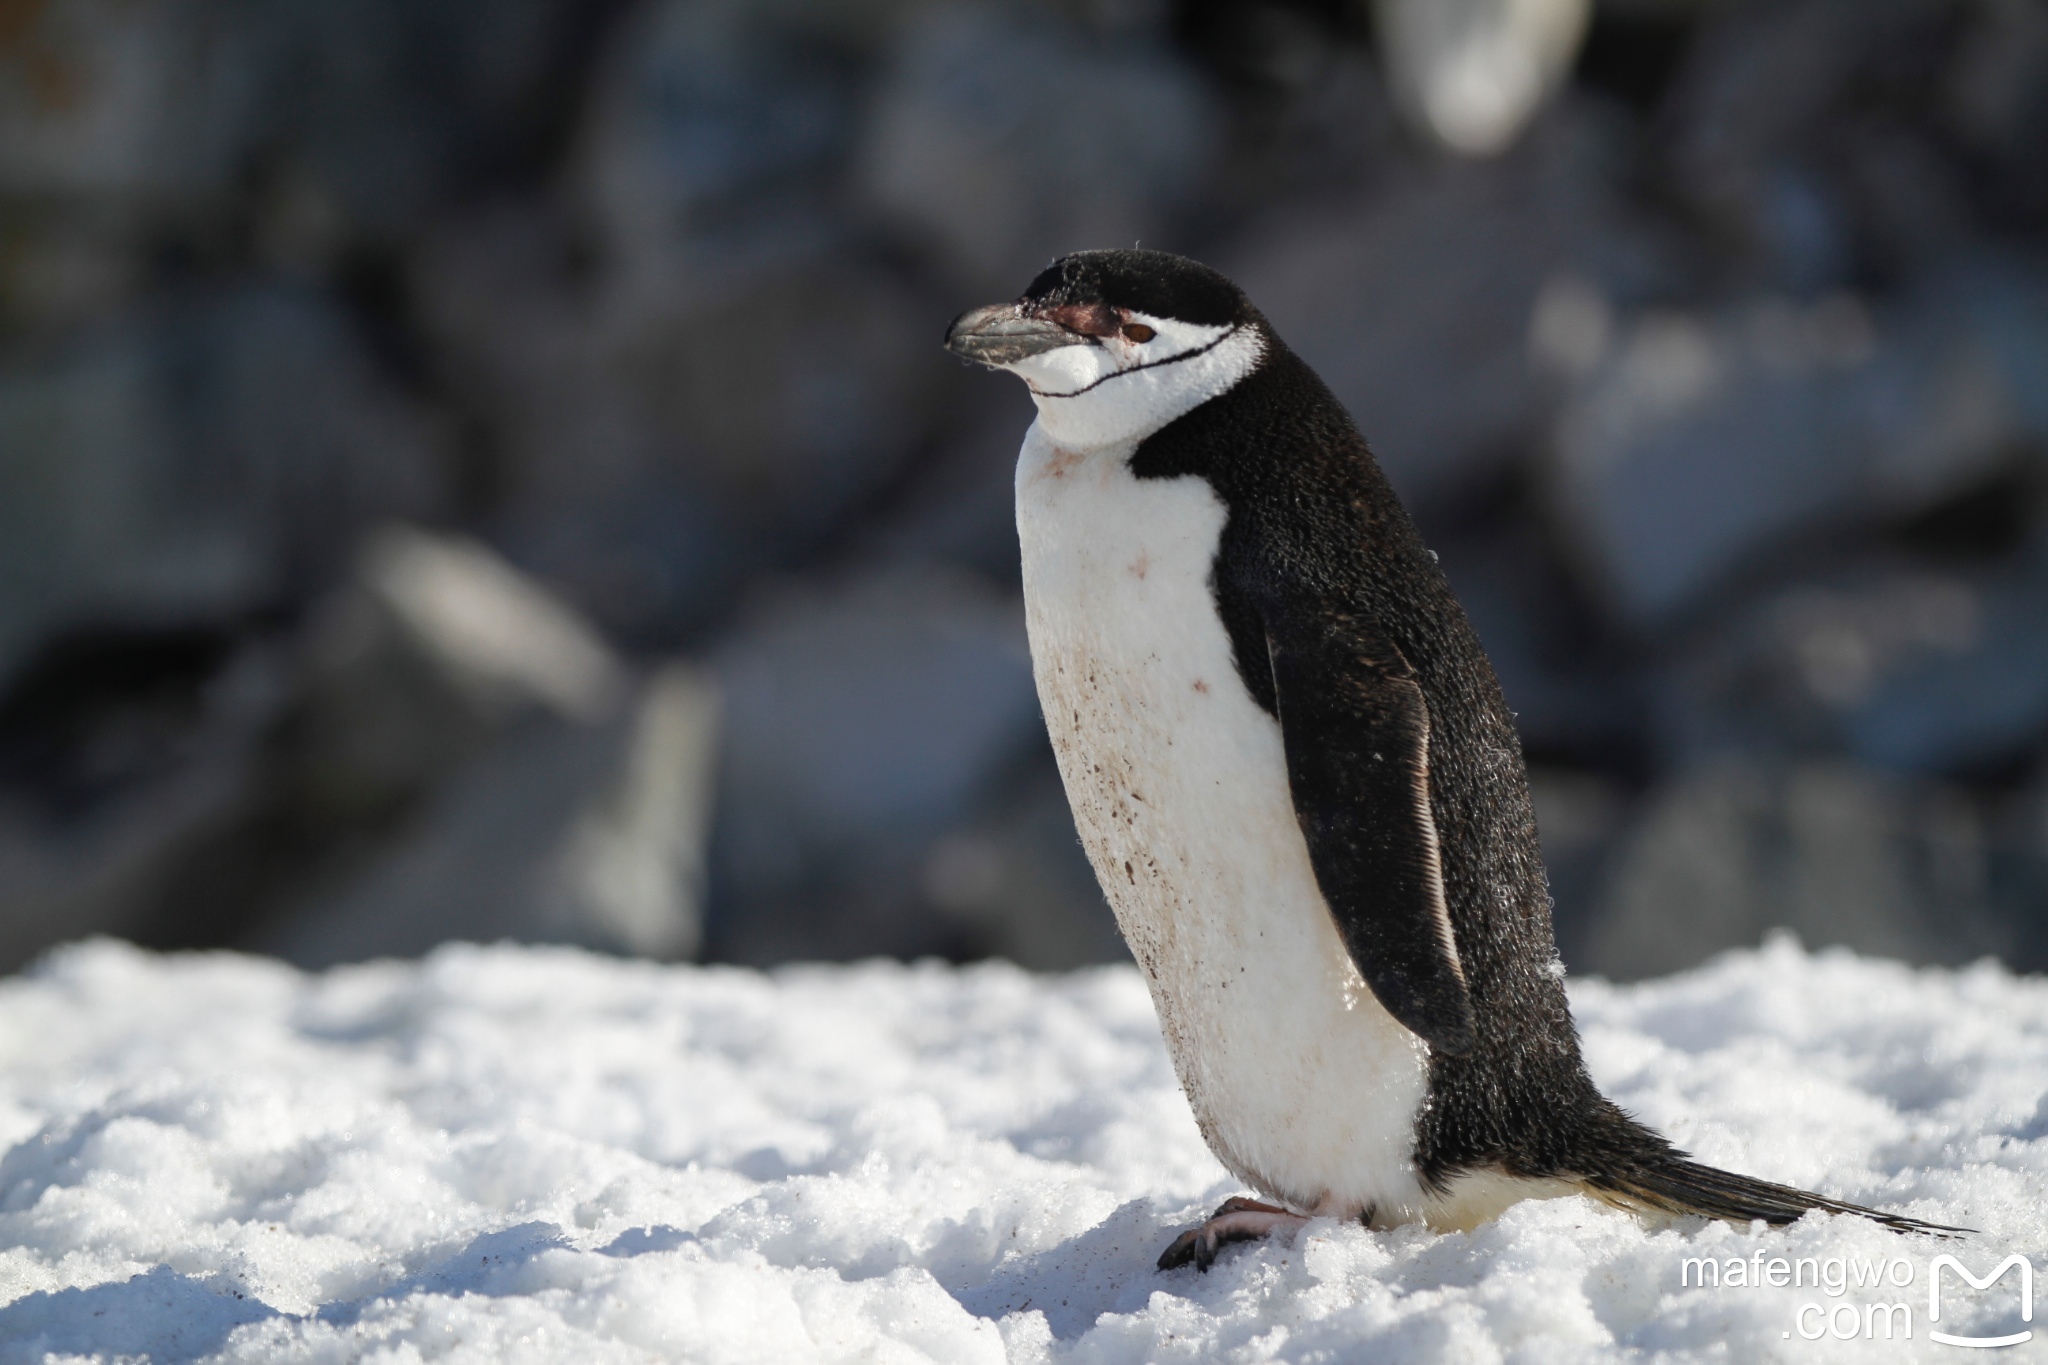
[1014,421,1433,1220]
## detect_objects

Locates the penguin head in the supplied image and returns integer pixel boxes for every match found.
[945,249,1268,449]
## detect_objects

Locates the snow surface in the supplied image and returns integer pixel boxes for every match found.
[0,933,2043,1363]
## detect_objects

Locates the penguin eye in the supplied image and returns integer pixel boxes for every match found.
[1121,322,1156,343]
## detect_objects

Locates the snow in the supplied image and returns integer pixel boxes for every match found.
[0,934,2043,1363]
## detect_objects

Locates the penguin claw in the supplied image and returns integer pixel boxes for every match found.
[1156,1198,1308,1272]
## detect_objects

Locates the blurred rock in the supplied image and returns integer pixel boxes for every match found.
[1659,0,1964,289]
[706,564,1046,963]
[248,527,716,964]
[1986,768,2048,970]
[0,626,284,972]
[1527,764,1628,970]
[1436,501,1646,759]
[857,2,1217,294]
[417,195,942,644]
[288,524,625,828]
[1944,0,2048,232]
[1583,757,2010,979]
[1550,255,2048,626]
[624,260,939,546]
[919,765,1124,971]
[1658,534,2048,777]
[856,381,1040,589]
[275,0,601,236]
[0,0,605,337]
[578,0,858,306]
[0,0,267,208]
[407,205,753,641]
[0,288,447,686]
[1372,0,1592,157]
[1230,106,1678,511]
[270,662,718,966]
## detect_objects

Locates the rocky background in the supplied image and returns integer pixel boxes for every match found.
[1,0,2044,980]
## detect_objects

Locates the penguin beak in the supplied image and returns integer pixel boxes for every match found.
[944,303,1093,368]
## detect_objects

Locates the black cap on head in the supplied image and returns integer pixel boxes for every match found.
[1021,250,1255,329]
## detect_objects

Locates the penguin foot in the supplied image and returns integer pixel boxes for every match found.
[1157,1197,1308,1272]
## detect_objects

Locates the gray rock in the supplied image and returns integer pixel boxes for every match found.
[1526,764,1628,971]
[288,525,626,825]
[577,0,857,302]
[0,0,268,208]
[856,2,1216,294]
[414,197,941,637]
[705,564,1045,963]
[1945,0,2048,228]
[271,663,718,967]
[1371,0,1592,157]
[1226,105,1679,512]
[406,205,749,641]
[856,381,1039,589]
[263,528,717,964]
[622,260,940,546]
[0,634,283,972]
[0,288,446,686]
[917,765,1124,971]
[1550,256,2048,625]
[1436,522,1644,756]
[0,0,591,331]
[1583,757,2010,979]
[1657,540,2048,776]
[273,0,587,234]
[1659,0,1960,289]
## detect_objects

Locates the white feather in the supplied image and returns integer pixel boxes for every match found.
[1015,410,1436,1221]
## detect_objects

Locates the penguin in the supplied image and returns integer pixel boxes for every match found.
[943,249,1958,1271]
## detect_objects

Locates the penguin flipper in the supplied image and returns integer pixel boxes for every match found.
[1266,615,1478,1056]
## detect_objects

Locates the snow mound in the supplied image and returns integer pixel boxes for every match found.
[0,935,2041,1362]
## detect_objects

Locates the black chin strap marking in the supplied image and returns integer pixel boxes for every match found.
[1026,327,1239,399]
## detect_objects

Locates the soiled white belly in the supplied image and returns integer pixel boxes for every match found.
[1014,422,1434,1221]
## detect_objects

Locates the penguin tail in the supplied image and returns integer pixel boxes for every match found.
[1584,1158,1970,1236]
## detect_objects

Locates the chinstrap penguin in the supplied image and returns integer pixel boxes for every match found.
[944,249,1960,1271]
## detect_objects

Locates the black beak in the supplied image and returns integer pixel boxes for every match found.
[944,303,1092,368]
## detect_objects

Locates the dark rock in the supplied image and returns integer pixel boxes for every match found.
[0,626,284,972]
[273,0,606,233]
[269,663,718,967]
[1657,537,2048,777]
[857,2,1217,294]
[0,0,269,214]
[1226,103,1681,513]
[1658,0,1963,289]
[1526,764,1628,972]
[256,527,717,964]
[705,564,1046,964]
[577,0,858,299]
[0,287,447,685]
[1583,757,2011,979]
[855,381,1040,590]
[414,198,943,641]
[917,764,1124,971]
[1944,0,2048,232]
[1434,498,1647,762]
[1549,255,2048,626]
